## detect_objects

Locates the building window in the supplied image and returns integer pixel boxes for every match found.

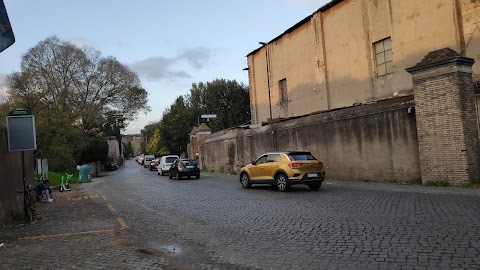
[278,79,288,104]
[374,38,393,76]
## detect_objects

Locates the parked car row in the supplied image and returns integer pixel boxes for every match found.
[135,150,325,192]
[135,154,201,180]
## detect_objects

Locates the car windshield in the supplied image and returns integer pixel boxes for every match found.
[181,160,196,166]
[166,157,177,163]
[288,153,317,161]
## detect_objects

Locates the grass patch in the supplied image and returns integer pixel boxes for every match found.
[36,170,80,187]
[425,179,451,187]
[461,183,480,189]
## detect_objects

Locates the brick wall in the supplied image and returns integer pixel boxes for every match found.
[407,48,480,185]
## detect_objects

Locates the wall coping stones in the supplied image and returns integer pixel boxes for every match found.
[406,47,474,74]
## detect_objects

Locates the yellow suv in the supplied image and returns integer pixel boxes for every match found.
[239,151,325,192]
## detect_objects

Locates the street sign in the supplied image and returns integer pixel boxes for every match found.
[6,108,37,151]
[201,114,217,119]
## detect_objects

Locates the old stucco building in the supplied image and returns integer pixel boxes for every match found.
[195,0,480,186]
[246,0,480,124]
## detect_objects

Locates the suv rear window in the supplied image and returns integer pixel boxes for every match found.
[181,160,196,166]
[288,153,317,161]
[165,157,177,163]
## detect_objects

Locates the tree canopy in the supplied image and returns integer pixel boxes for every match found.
[4,36,150,170]
[156,78,250,155]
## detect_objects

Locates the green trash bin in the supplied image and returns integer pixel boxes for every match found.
[78,164,91,182]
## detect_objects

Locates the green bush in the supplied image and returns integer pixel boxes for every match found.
[425,179,451,187]
[82,137,109,164]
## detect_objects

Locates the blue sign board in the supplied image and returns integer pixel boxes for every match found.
[0,0,15,53]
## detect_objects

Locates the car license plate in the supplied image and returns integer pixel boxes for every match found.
[307,173,318,178]
[187,165,194,169]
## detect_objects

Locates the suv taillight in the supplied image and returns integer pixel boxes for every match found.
[288,162,302,168]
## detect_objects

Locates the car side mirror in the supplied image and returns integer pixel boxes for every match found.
[251,161,256,165]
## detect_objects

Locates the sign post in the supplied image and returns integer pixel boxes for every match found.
[6,108,37,222]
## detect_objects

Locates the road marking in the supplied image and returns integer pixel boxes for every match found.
[67,193,100,201]
[116,217,129,229]
[102,196,107,201]
[18,229,116,240]
[107,204,116,212]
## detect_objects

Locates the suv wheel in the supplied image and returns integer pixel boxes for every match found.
[240,173,251,188]
[276,173,290,192]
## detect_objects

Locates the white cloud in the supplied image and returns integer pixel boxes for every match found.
[176,47,212,69]
[128,47,213,81]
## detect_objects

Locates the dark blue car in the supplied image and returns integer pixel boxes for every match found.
[169,159,200,179]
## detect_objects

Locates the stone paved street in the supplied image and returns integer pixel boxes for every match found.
[2,160,480,269]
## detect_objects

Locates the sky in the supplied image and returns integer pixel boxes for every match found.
[0,0,329,134]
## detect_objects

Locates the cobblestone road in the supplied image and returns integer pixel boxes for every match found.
[2,160,480,269]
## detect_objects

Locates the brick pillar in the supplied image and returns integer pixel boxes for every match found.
[406,48,479,185]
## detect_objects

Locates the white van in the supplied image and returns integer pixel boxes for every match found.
[143,155,155,167]
[157,155,179,175]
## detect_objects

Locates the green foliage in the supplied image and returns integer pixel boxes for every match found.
[123,141,133,158]
[158,79,250,154]
[141,122,160,154]
[81,137,109,163]
[147,128,163,156]
[425,179,451,187]
[31,106,85,171]
[462,183,480,189]
[159,96,193,155]
[46,171,80,187]
[5,36,150,168]
[187,79,251,132]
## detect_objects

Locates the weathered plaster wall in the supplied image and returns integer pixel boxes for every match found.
[248,0,478,124]
[202,96,420,182]
[462,0,480,73]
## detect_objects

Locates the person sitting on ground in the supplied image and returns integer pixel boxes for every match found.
[35,178,53,202]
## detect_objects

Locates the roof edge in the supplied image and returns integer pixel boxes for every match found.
[246,0,345,57]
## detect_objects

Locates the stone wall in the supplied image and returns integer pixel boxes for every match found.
[201,95,421,182]
[0,123,35,222]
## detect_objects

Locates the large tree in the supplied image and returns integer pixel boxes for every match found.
[5,36,150,169]
[157,79,250,155]
[186,79,250,132]
[159,96,194,155]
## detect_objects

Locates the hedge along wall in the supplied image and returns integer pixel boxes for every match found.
[201,95,421,182]
[0,123,35,222]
